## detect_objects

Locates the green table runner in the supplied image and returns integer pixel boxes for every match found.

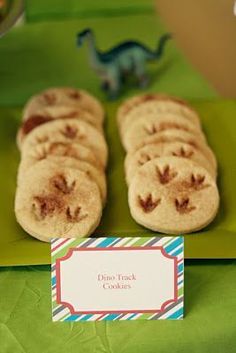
[1,261,235,353]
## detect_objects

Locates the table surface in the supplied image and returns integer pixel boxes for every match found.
[1,261,236,353]
[0,1,235,352]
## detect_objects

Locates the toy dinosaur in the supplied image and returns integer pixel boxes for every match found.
[77,28,171,99]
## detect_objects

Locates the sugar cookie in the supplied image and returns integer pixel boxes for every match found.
[23,87,104,123]
[22,118,108,167]
[117,94,200,131]
[17,106,104,148]
[121,113,206,150]
[128,157,219,234]
[125,142,216,184]
[15,160,102,241]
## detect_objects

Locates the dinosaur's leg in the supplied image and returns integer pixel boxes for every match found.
[107,68,121,100]
[134,59,149,88]
[101,80,109,92]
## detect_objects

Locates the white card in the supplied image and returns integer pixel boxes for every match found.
[51,236,184,321]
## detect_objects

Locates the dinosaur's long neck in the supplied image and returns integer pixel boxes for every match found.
[87,35,101,68]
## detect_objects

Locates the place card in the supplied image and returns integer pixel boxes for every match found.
[51,236,184,321]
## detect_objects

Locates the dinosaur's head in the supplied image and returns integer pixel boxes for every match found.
[77,28,93,47]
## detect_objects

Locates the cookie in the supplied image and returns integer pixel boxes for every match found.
[23,87,104,124]
[17,106,104,149]
[128,157,219,234]
[121,113,206,150]
[117,93,201,131]
[21,118,108,168]
[125,128,217,171]
[15,159,102,241]
[18,155,107,205]
[125,142,216,185]
[120,102,202,138]
[19,140,103,176]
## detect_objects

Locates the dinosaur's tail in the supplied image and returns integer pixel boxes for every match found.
[155,33,172,58]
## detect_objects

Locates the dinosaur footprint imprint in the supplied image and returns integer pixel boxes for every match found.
[32,195,63,220]
[35,146,48,161]
[66,206,88,222]
[51,174,76,194]
[156,165,177,184]
[138,153,157,166]
[187,174,210,191]
[36,135,49,144]
[60,124,79,139]
[144,122,189,136]
[172,147,194,158]
[68,90,81,100]
[43,93,57,105]
[144,124,158,135]
[175,197,196,214]
[138,194,161,213]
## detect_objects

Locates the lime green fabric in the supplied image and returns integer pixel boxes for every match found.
[1,100,236,266]
[0,13,217,106]
[0,261,236,352]
[0,2,235,352]
[24,0,155,22]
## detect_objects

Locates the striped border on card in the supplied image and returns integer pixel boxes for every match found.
[51,236,184,321]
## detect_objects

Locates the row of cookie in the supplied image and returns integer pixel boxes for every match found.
[117,94,219,234]
[15,87,107,242]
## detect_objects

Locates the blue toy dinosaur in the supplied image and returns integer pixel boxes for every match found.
[77,29,171,99]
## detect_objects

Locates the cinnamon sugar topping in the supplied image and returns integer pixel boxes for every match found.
[66,206,87,222]
[68,90,81,100]
[188,174,209,190]
[60,125,78,139]
[175,197,196,214]
[51,174,76,194]
[43,93,57,105]
[172,147,194,158]
[32,195,63,219]
[138,194,161,213]
[156,165,177,184]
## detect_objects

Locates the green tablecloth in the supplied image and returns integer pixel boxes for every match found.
[0,261,235,353]
[24,0,154,22]
[0,1,235,352]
